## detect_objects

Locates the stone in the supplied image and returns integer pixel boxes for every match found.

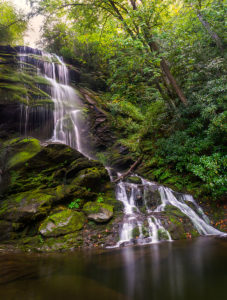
[39,210,85,237]
[83,202,114,223]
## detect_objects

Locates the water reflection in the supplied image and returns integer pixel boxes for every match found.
[0,237,226,300]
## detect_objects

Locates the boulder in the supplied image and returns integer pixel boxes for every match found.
[0,192,53,222]
[83,202,113,223]
[39,209,85,237]
[0,138,41,171]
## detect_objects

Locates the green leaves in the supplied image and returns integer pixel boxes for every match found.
[0,0,27,45]
[68,199,82,209]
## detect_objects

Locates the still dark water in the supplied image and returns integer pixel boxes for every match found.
[0,237,226,300]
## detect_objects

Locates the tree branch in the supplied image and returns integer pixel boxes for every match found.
[114,156,143,183]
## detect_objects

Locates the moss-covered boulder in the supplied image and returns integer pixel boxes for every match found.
[162,205,200,239]
[0,191,53,223]
[39,210,85,237]
[71,167,109,191]
[83,202,114,223]
[0,138,41,170]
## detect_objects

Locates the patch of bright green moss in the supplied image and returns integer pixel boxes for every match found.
[39,210,85,237]
[7,138,41,169]
[83,202,113,215]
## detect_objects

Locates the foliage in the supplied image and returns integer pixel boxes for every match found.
[30,0,227,200]
[97,193,104,203]
[68,199,82,209]
[0,0,27,45]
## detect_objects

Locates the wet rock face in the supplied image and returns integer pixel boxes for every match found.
[144,185,162,209]
[0,45,55,140]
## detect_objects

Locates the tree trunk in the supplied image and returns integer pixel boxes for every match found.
[149,40,188,105]
[114,157,143,183]
[197,11,223,53]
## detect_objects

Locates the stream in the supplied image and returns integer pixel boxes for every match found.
[0,237,226,300]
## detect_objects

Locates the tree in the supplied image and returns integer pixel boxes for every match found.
[0,0,27,45]
[31,0,188,105]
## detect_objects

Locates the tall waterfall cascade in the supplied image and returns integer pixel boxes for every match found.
[17,47,90,156]
[16,47,226,247]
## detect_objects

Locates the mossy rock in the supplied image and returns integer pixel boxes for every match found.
[0,191,54,223]
[66,158,102,180]
[132,226,140,238]
[164,205,187,218]
[144,185,162,209]
[39,232,82,252]
[1,138,41,170]
[157,228,169,240]
[39,209,85,237]
[71,167,109,191]
[126,176,142,185]
[83,201,113,223]
[162,208,200,240]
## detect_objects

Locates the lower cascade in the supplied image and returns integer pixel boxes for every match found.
[8,47,225,248]
[106,171,224,247]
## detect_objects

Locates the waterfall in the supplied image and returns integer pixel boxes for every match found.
[113,177,172,247]
[16,47,90,156]
[111,173,225,247]
[43,54,92,157]
[156,186,222,235]
[15,47,226,248]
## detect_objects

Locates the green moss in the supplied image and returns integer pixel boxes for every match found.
[157,228,169,240]
[126,176,142,184]
[164,205,186,218]
[7,138,41,169]
[83,202,113,214]
[132,226,140,238]
[39,210,85,237]
[0,191,53,222]
[142,225,150,238]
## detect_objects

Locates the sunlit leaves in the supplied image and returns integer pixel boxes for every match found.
[0,0,27,44]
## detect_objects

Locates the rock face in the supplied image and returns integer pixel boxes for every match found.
[0,46,54,140]
[83,202,114,223]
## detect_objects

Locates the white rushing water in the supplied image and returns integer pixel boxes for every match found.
[42,54,85,152]
[114,177,172,247]
[18,47,88,154]
[156,186,222,236]
[111,172,224,247]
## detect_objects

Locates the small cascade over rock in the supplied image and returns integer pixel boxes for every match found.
[107,169,225,248]
[156,186,222,235]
